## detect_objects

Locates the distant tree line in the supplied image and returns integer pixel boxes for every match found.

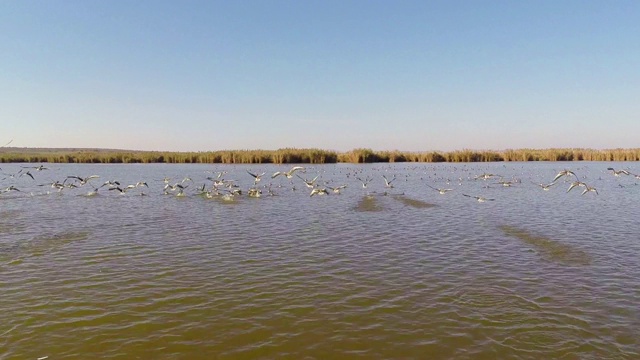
[0,147,639,164]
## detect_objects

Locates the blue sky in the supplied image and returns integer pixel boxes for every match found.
[1,0,638,152]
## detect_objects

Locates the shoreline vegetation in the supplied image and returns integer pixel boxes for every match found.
[1,147,639,164]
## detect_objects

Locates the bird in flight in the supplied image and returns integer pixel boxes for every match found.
[327,184,347,194]
[426,184,453,194]
[355,176,372,189]
[67,175,100,186]
[297,174,319,188]
[382,175,396,188]
[607,168,631,176]
[463,194,495,202]
[272,166,305,179]
[553,170,578,182]
[566,181,587,193]
[310,188,329,197]
[533,182,556,191]
[247,170,266,184]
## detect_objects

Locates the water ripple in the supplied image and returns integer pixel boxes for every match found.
[1,162,639,359]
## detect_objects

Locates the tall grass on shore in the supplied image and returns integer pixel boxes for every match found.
[0,148,338,164]
[1,147,639,164]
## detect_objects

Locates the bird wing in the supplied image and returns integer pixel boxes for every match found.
[426,184,438,191]
[552,173,565,182]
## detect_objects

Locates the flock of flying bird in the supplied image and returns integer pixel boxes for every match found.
[1,162,638,202]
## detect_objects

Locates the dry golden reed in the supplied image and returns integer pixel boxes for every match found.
[1,147,639,164]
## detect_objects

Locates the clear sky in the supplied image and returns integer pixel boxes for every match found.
[1,0,639,152]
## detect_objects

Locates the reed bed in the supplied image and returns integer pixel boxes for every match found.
[1,147,639,164]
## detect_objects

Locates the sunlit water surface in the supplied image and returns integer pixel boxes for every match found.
[1,162,639,359]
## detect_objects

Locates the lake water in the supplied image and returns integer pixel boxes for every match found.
[1,162,639,359]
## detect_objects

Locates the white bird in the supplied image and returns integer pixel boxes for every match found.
[566,181,587,193]
[272,166,305,179]
[327,184,347,194]
[22,164,48,171]
[553,170,578,183]
[581,186,598,195]
[607,167,631,176]
[426,184,453,194]
[355,176,372,189]
[164,183,188,196]
[463,194,494,202]
[108,187,128,195]
[1,185,21,193]
[474,173,496,180]
[533,182,556,191]
[67,175,100,186]
[100,180,121,188]
[297,174,319,188]
[382,175,396,188]
[310,188,329,197]
[248,188,262,198]
[38,181,65,191]
[247,170,266,184]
